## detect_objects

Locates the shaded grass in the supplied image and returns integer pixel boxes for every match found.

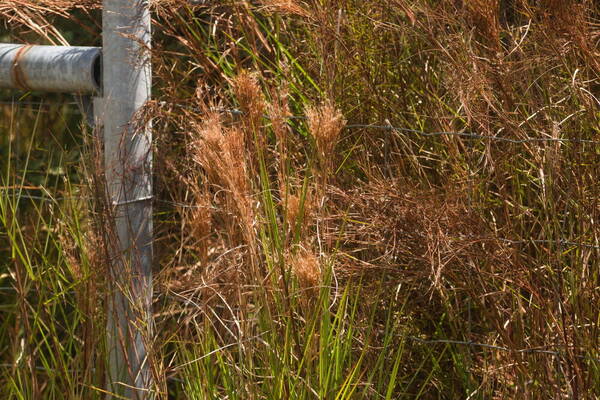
[0,105,105,399]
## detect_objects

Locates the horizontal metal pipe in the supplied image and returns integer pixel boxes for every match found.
[0,44,101,94]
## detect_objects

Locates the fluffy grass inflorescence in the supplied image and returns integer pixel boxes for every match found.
[1,0,600,399]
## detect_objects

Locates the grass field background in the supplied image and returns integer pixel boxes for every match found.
[1,1,599,398]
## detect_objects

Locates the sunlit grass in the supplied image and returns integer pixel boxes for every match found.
[1,1,600,399]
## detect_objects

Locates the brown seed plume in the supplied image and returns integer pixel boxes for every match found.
[290,248,321,297]
[306,100,346,178]
[233,71,266,133]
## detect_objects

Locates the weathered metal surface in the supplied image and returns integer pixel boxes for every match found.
[0,44,101,94]
[97,0,154,399]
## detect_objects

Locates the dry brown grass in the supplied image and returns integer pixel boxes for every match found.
[150,1,600,395]
[307,100,346,178]
[0,0,99,44]
[4,0,600,398]
[257,0,311,18]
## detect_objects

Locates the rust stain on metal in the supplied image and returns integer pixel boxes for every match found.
[11,45,33,91]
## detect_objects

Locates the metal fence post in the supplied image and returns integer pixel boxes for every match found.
[99,0,153,398]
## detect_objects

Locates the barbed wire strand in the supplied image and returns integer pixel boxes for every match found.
[3,100,599,144]
[407,337,600,362]
[1,284,598,363]
[346,124,600,144]
[168,104,600,145]
[3,191,599,250]
[495,237,600,249]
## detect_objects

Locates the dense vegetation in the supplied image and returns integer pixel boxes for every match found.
[1,1,599,398]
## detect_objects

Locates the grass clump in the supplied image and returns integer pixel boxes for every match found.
[1,0,600,399]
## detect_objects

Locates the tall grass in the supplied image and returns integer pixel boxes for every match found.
[1,0,600,398]
[0,102,105,399]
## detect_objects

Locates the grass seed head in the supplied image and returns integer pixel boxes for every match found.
[233,71,266,131]
[290,248,321,296]
[306,100,346,177]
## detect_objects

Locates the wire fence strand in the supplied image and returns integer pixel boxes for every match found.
[407,337,600,362]
[345,123,600,144]
[3,99,600,144]
[164,103,600,145]
[3,189,599,250]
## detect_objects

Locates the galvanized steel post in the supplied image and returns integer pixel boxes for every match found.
[98,0,153,398]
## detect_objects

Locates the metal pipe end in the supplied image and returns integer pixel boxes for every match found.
[92,50,102,95]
